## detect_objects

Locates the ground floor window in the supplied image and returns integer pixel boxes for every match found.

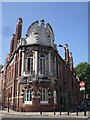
[53,90,57,104]
[40,88,48,104]
[24,88,32,104]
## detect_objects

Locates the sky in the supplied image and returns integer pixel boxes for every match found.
[88,2,90,64]
[1,2,88,67]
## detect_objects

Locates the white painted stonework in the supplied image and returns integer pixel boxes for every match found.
[26,20,56,50]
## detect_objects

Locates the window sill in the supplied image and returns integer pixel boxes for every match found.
[24,101,32,105]
[40,101,48,104]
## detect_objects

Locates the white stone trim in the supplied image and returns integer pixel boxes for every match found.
[24,101,32,104]
[35,51,38,75]
[21,49,25,76]
[40,101,48,104]
[55,56,56,74]
[48,52,51,75]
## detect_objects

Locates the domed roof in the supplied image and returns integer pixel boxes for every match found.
[26,20,56,49]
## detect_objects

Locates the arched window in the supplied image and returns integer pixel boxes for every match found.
[40,54,45,74]
[40,88,48,104]
[27,53,33,73]
[24,88,32,104]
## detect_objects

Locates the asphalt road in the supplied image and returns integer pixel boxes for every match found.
[1,118,90,120]
[1,114,90,120]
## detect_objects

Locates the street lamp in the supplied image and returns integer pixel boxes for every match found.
[58,44,69,115]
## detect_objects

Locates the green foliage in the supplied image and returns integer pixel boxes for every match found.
[75,62,90,83]
[75,62,90,97]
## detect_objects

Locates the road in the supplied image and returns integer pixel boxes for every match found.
[0,109,90,120]
[0,114,89,120]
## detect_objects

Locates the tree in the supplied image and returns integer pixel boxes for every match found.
[75,62,90,99]
[0,64,3,71]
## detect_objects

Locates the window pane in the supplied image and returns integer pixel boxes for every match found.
[40,88,48,102]
[27,53,33,72]
[30,90,32,101]
[28,58,30,70]
[40,54,45,74]
[24,88,32,103]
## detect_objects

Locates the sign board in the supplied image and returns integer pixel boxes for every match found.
[79,81,85,87]
[80,87,85,91]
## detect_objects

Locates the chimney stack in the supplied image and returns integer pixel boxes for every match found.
[64,44,69,65]
[14,18,23,50]
[10,34,15,54]
[69,52,73,70]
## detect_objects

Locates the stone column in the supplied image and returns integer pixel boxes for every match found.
[48,51,51,76]
[18,48,22,77]
[21,47,25,76]
[55,56,56,75]
[35,51,38,76]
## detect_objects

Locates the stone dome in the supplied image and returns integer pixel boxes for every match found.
[26,20,56,49]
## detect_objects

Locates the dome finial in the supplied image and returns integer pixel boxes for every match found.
[40,19,45,26]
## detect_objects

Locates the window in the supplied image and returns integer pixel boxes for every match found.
[27,53,33,73]
[40,54,45,74]
[40,88,48,104]
[51,54,55,75]
[53,90,57,104]
[24,88,32,104]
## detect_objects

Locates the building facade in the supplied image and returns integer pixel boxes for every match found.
[0,18,81,112]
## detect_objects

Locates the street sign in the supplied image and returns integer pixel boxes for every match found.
[79,81,85,87]
[80,87,85,91]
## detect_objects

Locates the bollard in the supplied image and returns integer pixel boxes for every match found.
[53,107,55,115]
[40,107,42,115]
[67,109,69,116]
[76,104,78,116]
[60,110,61,115]
[76,107,78,116]
[84,106,86,116]
[60,106,61,115]
[59,106,61,115]
[8,97,9,112]
[8,104,9,112]
[40,111,42,115]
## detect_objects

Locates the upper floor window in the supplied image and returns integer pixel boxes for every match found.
[27,53,33,72]
[40,54,45,74]
[24,88,32,104]
[40,88,48,104]
[51,54,55,75]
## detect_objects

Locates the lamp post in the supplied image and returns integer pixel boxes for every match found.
[84,83,87,116]
[58,44,69,116]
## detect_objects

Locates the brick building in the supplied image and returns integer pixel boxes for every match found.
[0,18,81,112]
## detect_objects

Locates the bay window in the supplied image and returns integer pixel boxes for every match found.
[27,53,33,73]
[40,54,45,74]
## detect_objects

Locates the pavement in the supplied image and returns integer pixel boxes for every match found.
[0,108,90,119]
